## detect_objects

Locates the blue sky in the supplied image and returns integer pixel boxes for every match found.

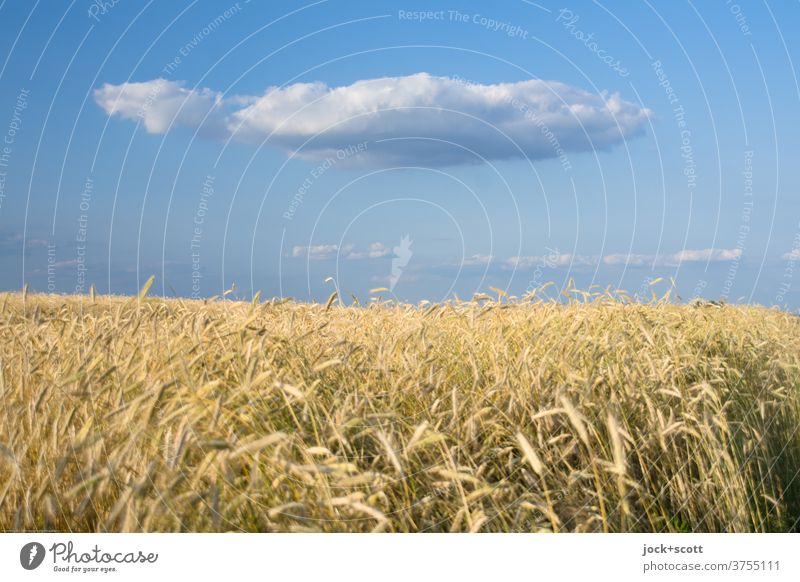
[0,0,798,307]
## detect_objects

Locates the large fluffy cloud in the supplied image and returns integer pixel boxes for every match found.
[94,79,229,136]
[94,73,652,166]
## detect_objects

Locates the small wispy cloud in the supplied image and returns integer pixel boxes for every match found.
[460,254,495,267]
[0,234,50,256]
[291,244,352,261]
[601,253,651,266]
[501,248,742,269]
[782,248,800,261]
[662,248,742,264]
[504,253,591,269]
[50,259,80,268]
[292,246,744,268]
[291,242,393,261]
[346,242,391,260]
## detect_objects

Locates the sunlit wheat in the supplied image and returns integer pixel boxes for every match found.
[0,289,798,532]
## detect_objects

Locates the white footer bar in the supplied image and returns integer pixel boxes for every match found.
[1,533,796,581]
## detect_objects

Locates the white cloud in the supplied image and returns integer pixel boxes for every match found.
[504,256,541,269]
[0,234,50,255]
[504,248,742,269]
[460,254,495,266]
[783,248,800,260]
[94,79,229,136]
[292,242,392,261]
[504,253,592,269]
[346,242,391,260]
[291,244,352,260]
[602,253,652,266]
[50,259,80,269]
[95,73,652,166]
[658,248,742,265]
[291,244,744,269]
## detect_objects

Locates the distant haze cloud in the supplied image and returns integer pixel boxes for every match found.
[461,254,495,267]
[503,248,743,269]
[291,242,391,261]
[505,253,590,268]
[661,248,742,264]
[346,242,391,260]
[292,245,743,268]
[94,73,652,166]
[291,244,352,261]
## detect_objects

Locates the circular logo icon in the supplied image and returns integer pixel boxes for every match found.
[20,542,46,570]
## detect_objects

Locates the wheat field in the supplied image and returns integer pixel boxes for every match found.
[1,287,799,532]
